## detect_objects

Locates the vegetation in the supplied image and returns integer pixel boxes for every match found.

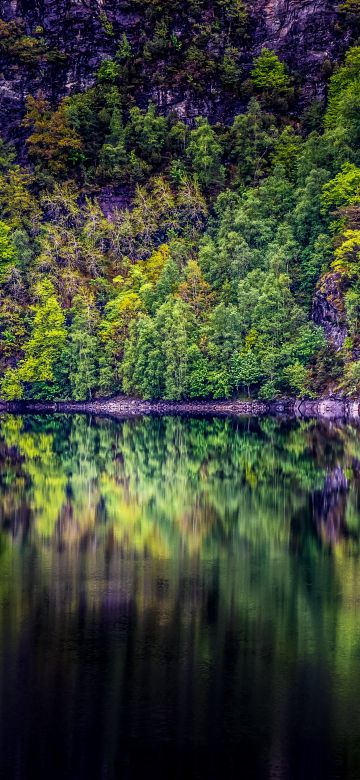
[0,8,359,400]
[2,414,359,551]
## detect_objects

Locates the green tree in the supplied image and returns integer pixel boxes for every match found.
[234,350,263,397]
[122,316,165,399]
[0,221,16,281]
[185,343,210,398]
[178,260,214,318]
[98,108,128,180]
[68,296,99,400]
[251,49,294,109]
[162,299,190,399]
[282,361,309,395]
[229,99,278,184]
[324,47,360,163]
[271,126,303,180]
[127,103,168,167]
[205,303,242,388]
[23,95,83,176]
[97,59,121,83]
[322,163,360,211]
[1,279,67,399]
[187,118,225,189]
[153,255,180,308]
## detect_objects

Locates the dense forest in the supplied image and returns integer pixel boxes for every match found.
[0,0,359,401]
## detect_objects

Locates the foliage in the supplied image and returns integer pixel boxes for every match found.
[324,46,360,163]
[23,95,83,176]
[0,31,359,400]
[0,18,65,65]
[251,49,294,109]
[1,279,67,400]
[187,118,225,189]
[0,221,16,281]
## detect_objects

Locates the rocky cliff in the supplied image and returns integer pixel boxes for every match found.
[248,0,350,91]
[312,271,348,350]
[0,0,353,145]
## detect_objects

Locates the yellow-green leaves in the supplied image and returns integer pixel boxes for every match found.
[333,231,360,276]
[1,279,67,399]
[0,221,16,282]
[23,95,83,176]
[322,163,360,211]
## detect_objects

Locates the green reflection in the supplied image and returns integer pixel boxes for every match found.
[1,413,360,555]
[0,414,360,778]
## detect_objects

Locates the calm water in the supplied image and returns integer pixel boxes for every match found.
[0,413,360,780]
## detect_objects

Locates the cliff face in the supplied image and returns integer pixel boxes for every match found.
[0,0,352,144]
[248,0,348,94]
[312,272,348,350]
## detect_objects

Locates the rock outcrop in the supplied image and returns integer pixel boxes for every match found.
[312,271,348,350]
[0,0,354,145]
[248,0,349,100]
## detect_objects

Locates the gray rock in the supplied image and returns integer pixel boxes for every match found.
[312,272,348,350]
[0,0,354,146]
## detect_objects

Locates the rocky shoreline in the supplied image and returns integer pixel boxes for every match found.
[0,396,359,420]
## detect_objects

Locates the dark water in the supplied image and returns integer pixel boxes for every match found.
[0,414,360,780]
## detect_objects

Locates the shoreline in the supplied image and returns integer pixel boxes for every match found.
[0,396,359,420]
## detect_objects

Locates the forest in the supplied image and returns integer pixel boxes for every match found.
[0,0,359,401]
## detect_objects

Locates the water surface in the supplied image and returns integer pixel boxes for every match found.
[0,413,360,779]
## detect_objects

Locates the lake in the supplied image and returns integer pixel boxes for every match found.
[0,413,360,779]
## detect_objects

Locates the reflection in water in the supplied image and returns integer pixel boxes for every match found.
[313,467,350,545]
[0,414,360,779]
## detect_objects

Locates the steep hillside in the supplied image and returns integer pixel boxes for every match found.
[0,0,359,402]
[0,0,353,140]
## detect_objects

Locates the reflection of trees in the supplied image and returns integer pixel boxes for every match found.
[313,468,353,546]
[291,471,360,553]
[0,528,359,779]
[0,414,328,553]
[1,414,360,556]
[0,415,360,777]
